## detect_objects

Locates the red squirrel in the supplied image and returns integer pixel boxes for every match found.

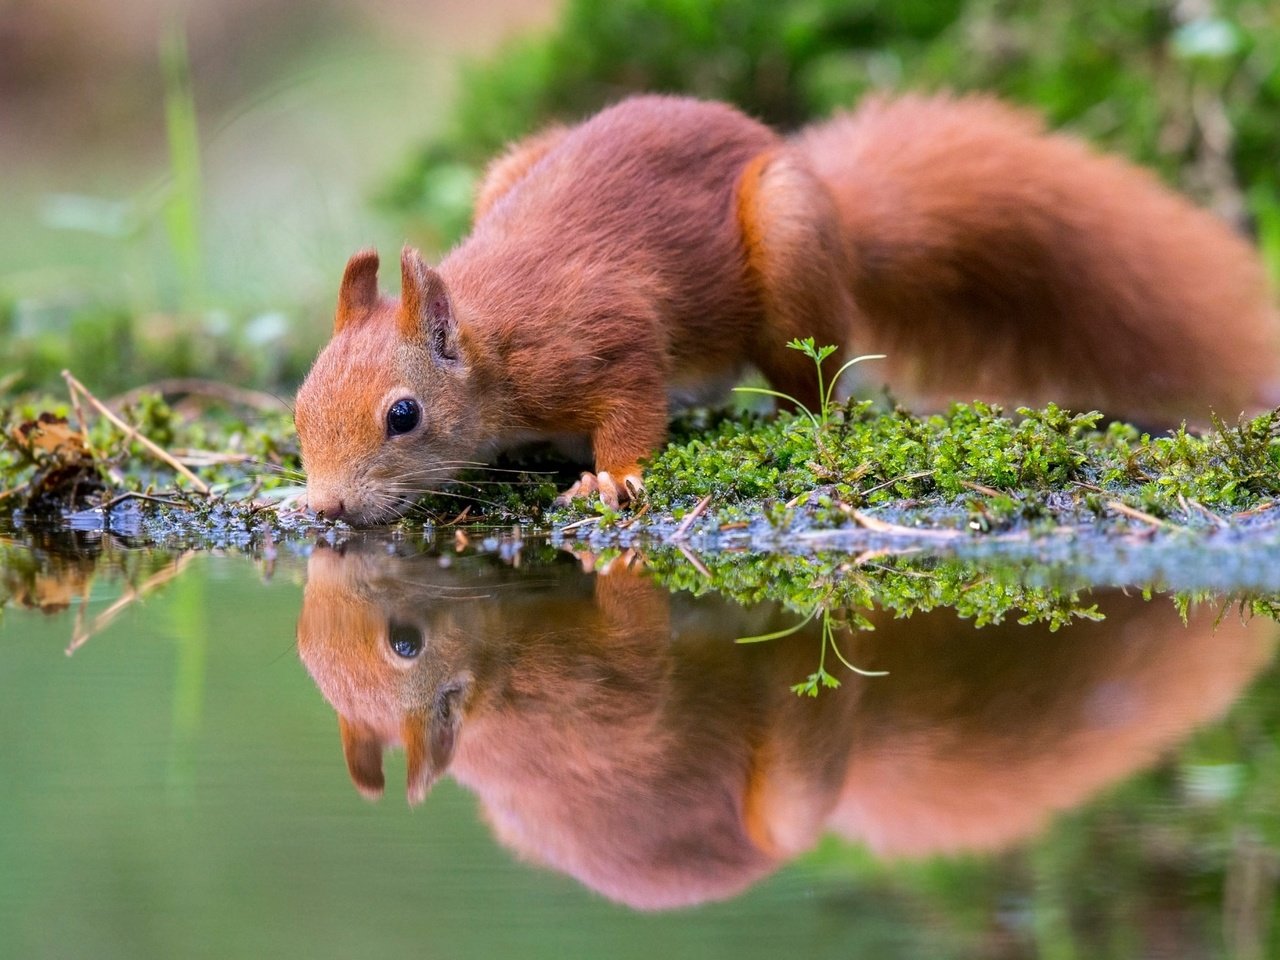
[294,94,1277,524]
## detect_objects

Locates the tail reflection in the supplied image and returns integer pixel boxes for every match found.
[296,541,1274,909]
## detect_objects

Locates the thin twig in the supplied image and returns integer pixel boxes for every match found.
[617,501,651,529]
[854,547,925,566]
[66,379,94,455]
[442,505,472,526]
[676,542,712,579]
[559,516,601,532]
[169,449,260,467]
[62,370,210,493]
[958,478,1003,498]
[672,494,713,541]
[1106,499,1176,530]
[100,491,192,510]
[859,470,935,498]
[1234,501,1277,519]
[847,510,964,540]
[67,553,196,655]
[1178,493,1225,528]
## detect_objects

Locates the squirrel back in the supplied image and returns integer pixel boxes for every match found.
[294,94,1278,523]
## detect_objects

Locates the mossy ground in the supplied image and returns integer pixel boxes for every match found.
[3,378,1279,545]
[632,399,1280,532]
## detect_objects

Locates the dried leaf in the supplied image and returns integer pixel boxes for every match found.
[12,414,91,465]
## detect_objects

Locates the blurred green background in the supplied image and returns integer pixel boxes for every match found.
[2,0,1278,398]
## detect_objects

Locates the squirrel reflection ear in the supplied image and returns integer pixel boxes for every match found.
[403,713,438,805]
[335,249,380,333]
[404,676,471,805]
[399,246,458,363]
[338,715,386,800]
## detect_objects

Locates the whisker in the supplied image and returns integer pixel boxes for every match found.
[270,392,296,416]
[392,473,549,489]
[389,486,512,514]
[392,465,556,483]
[427,461,560,476]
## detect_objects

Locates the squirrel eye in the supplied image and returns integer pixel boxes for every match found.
[388,621,424,658]
[386,398,421,436]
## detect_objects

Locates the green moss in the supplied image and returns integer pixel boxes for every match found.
[636,401,1280,525]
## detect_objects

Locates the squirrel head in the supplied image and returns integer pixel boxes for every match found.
[294,247,488,525]
[296,543,475,804]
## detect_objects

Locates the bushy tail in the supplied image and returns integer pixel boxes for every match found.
[793,94,1278,424]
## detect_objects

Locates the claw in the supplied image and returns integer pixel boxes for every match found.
[554,471,599,506]
[555,469,644,509]
[598,471,644,510]
[597,473,622,510]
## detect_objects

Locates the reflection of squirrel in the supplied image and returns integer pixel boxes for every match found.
[296,542,1273,910]
[295,95,1277,523]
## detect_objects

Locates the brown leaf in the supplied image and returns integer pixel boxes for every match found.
[13,414,91,465]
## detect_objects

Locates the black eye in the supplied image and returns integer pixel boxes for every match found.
[388,621,424,659]
[386,398,421,436]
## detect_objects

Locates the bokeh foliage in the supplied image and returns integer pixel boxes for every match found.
[383,0,1280,276]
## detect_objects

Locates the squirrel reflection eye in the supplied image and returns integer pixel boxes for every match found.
[386,398,421,436]
[388,621,424,659]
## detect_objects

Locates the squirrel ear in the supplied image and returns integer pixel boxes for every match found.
[338,715,386,800]
[335,248,380,333]
[399,245,458,363]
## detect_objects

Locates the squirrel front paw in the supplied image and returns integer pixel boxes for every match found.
[554,467,644,509]
[598,470,644,510]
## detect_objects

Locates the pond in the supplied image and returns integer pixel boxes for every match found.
[2,525,1278,959]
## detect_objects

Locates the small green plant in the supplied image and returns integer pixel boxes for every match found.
[733,338,884,431]
[737,597,888,696]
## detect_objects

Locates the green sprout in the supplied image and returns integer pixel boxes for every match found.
[733,338,884,432]
[737,598,888,696]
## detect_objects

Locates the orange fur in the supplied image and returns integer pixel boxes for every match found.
[473,124,569,221]
[295,94,1278,524]
[296,543,1275,909]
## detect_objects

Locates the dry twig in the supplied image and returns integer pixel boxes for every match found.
[62,370,210,494]
[672,493,713,541]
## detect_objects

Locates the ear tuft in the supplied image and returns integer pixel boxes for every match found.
[399,246,457,361]
[402,675,470,805]
[335,249,381,333]
[403,713,439,806]
[400,246,427,321]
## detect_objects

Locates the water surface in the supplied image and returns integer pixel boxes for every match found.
[2,529,1278,958]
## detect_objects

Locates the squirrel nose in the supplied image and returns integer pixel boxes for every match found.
[308,492,346,521]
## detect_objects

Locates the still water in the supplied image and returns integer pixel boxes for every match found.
[2,530,1278,959]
